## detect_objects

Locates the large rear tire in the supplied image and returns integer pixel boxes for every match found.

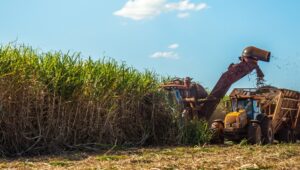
[247,122,262,145]
[210,121,224,144]
[261,118,274,144]
[277,128,295,143]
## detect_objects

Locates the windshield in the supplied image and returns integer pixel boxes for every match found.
[232,99,253,112]
[231,98,262,120]
[232,98,255,119]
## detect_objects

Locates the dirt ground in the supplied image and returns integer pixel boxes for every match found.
[1,143,300,170]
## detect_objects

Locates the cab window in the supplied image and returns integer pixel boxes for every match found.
[232,99,251,111]
[232,99,254,119]
[252,100,261,120]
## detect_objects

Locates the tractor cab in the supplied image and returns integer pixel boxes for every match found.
[231,98,261,120]
[224,97,262,130]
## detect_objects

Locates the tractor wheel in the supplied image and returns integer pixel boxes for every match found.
[210,121,224,144]
[277,128,295,143]
[247,123,262,145]
[261,118,274,144]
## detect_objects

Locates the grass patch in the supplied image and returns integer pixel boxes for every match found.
[49,161,70,167]
[21,161,34,167]
[96,155,128,161]
[159,149,181,156]
[130,159,153,164]
[181,120,212,145]
[239,139,249,146]
[194,147,215,153]
[0,163,8,169]
[279,149,298,159]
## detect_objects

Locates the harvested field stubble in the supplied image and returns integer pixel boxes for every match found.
[0,44,184,156]
[1,144,300,169]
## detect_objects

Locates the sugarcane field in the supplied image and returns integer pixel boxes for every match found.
[1,1,300,170]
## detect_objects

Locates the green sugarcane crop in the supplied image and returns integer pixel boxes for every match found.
[0,44,211,156]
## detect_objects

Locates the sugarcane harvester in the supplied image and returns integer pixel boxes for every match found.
[161,46,271,120]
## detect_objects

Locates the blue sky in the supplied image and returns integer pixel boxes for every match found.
[1,0,300,91]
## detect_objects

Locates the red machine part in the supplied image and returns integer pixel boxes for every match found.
[161,46,271,120]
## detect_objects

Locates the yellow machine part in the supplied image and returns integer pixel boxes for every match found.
[224,110,248,129]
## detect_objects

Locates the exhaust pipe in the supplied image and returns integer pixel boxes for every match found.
[242,46,271,62]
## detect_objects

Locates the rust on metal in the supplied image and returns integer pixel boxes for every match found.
[161,46,271,120]
[229,87,300,135]
[242,46,271,62]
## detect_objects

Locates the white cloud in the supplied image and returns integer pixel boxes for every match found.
[168,43,179,49]
[114,0,166,20]
[114,0,208,20]
[177,12,190,18]
[165,0,208,11]
[150,51,179,59]
[195,3,208,11]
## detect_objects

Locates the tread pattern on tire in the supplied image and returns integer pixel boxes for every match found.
[261,118,274,144]
[210,122,224,144]
[247,123,262,145]
[277,128,295,143]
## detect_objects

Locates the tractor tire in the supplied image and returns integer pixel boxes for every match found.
[247,123,262,145]
[277,128,295,143]
[210,121,224,144]
[261,118,274,144]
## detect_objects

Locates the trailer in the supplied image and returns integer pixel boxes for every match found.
[211,86,300,144]
[256,87,300,142]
